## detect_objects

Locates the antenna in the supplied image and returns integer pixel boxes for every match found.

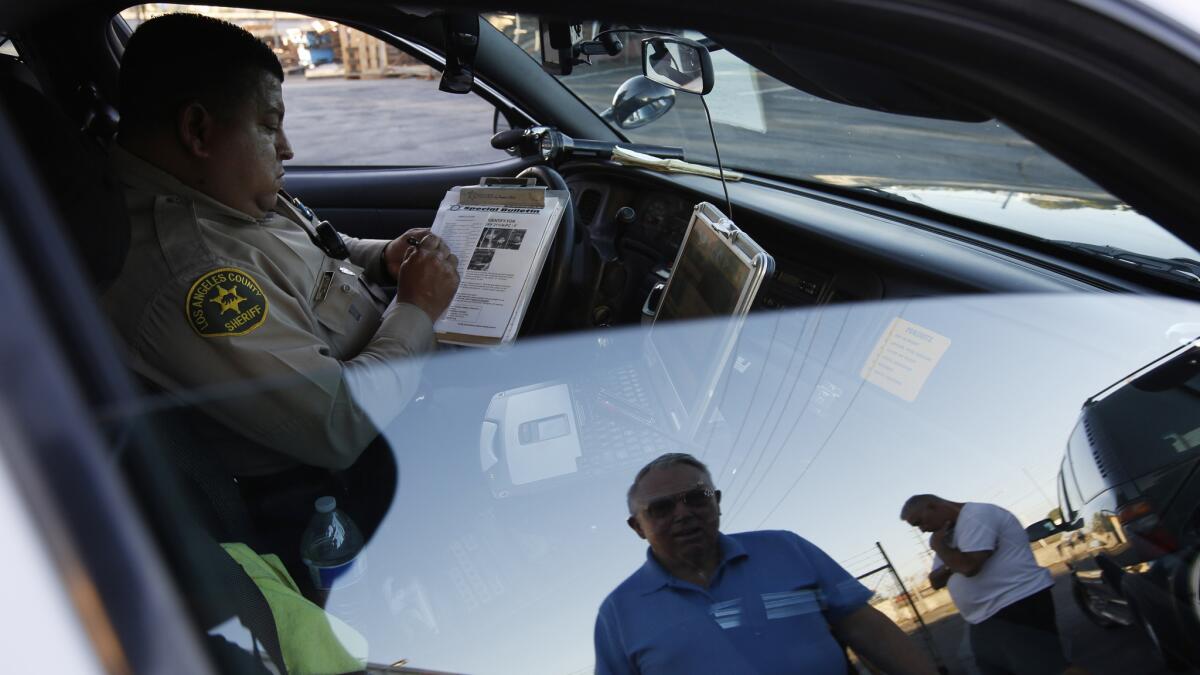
[699,96,733,222]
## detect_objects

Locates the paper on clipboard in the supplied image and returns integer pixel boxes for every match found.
[430,184,566,346]
[458,186,546,207]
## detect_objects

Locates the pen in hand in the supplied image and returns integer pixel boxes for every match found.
[387,236,426,275]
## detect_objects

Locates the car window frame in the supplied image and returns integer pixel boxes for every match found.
[0,90,215,673]
[110,6,543,170]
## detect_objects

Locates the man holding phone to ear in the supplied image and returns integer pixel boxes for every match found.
[594,453,936,675]
[901,494,1083,675]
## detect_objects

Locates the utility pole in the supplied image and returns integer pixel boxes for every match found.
[877,541,947,675]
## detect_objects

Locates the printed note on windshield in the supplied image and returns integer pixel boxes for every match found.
[860,318,951,402]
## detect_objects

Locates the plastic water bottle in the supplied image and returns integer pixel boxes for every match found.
[300,496,366,620]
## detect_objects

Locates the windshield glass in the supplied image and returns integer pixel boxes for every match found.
[485,16,1200,262]
[120,293,1200,674]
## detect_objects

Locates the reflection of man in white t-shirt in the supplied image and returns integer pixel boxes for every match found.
[901,495,1078,675]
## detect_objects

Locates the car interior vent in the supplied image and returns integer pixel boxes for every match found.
[1083,417,1109,479]
[577,189,602,226]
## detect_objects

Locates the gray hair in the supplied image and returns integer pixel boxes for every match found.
[626,453,714,515]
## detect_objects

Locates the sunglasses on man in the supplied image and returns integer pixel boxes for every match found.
[637,486,719,521]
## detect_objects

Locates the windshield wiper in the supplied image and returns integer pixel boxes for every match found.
[1052,241,1200,286]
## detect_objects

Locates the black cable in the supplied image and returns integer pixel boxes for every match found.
[587,29,724,53]
[589,27,677,42]
[700,96,733,222]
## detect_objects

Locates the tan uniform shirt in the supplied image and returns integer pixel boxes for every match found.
[103,146,435,475]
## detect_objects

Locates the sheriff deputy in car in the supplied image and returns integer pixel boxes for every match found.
[100,13,460,568]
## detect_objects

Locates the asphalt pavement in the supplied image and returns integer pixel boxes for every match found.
[561,61,1104,196]
[278,67,1107,199]
[280,75,511,167]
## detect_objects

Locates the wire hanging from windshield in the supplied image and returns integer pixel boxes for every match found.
[700,96,734,222]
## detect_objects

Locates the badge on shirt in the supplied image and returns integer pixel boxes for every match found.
[186,267,269,337]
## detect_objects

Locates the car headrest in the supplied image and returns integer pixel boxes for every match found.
[77,81,119,147]
[0,56,130,289]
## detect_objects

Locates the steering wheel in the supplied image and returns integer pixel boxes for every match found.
[516,165,576,336]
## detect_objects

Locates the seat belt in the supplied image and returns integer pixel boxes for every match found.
[208,538,290,675]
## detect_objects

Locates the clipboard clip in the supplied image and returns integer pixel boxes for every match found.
[480,176,539,187]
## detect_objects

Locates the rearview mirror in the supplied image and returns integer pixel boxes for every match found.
[641,36,713,95]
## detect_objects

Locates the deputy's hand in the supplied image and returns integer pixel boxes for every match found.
[382,228,433,281]
[395,234,460,322]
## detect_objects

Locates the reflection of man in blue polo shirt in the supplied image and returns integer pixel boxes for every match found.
[594,453,937,674]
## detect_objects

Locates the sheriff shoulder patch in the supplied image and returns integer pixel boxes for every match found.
[186,267,269,337]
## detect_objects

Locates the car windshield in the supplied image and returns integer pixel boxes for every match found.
[485,16,1200,263]
[118,293,1200,674]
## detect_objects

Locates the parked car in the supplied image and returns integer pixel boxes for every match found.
[1030,340,1200,669]
[5,1,1200,674]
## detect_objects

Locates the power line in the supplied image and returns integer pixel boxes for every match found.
[745,302,908,528]
[709,310,790,481]
[753,369,869,528]
[721,311,822,513]
[730,307,853,523]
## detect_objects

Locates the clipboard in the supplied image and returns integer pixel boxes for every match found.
[430,181,567,346]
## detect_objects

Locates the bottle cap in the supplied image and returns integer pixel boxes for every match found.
[315,496,337,513]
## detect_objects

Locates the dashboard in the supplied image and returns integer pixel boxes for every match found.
[566,178,847,328]
[562,165,1088,331]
